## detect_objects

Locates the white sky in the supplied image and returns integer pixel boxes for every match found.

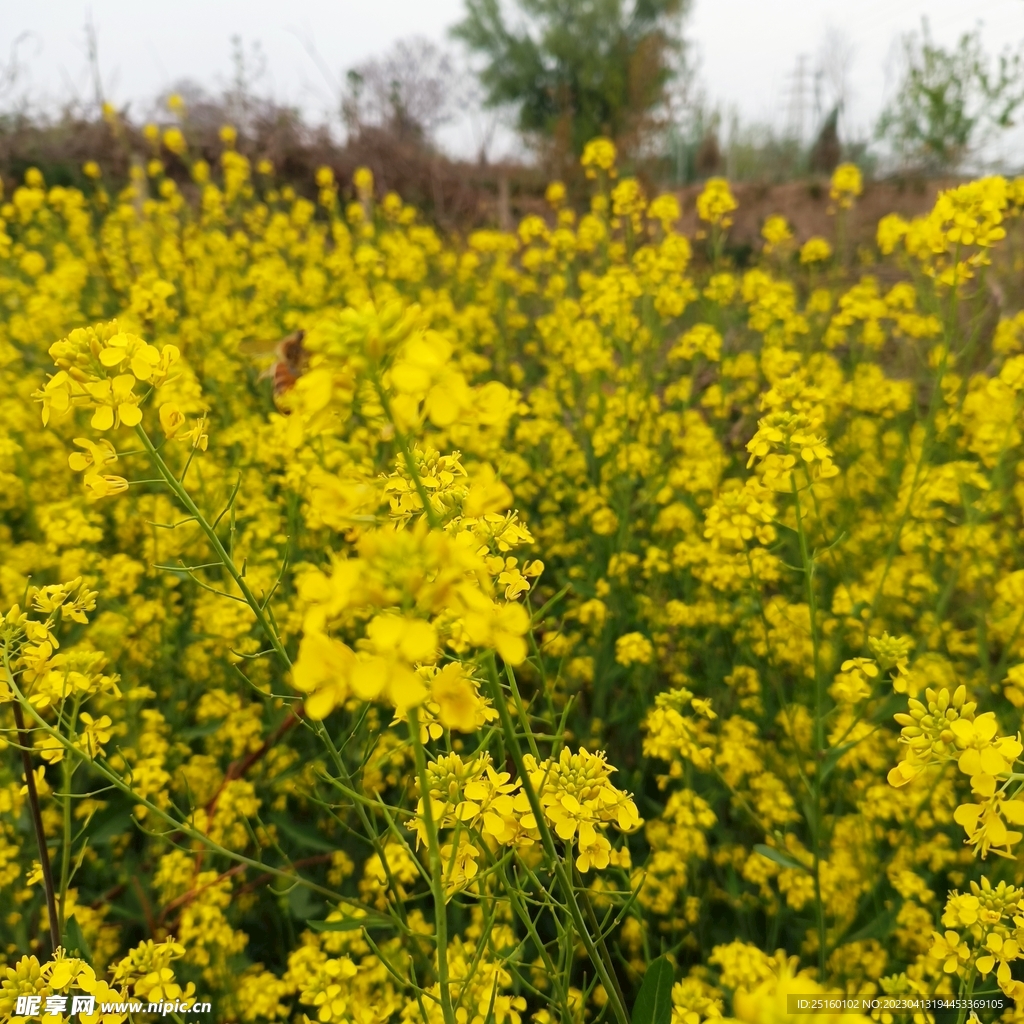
[0,0,1022,161]
[688,0,1024,150]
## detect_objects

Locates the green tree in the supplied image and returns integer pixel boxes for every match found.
[877,20,1024,171]
[451,0,690,160]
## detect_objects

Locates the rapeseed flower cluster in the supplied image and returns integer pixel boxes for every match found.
[4,128,1024,1023]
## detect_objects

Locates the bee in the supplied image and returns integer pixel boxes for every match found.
[240,330,307,407]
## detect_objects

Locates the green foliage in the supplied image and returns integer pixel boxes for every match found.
[452,0,689,157]
[876,20,1024,170]
[631,956,674,1024]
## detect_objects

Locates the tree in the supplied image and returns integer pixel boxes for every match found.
[451,0,690,161]
[876,21,1024,171]
[344,37,462,147]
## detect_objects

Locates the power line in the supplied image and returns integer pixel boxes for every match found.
[782,53,810,142]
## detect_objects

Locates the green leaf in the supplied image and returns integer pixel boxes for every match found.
[819,742,856,783]
[63,915,93,965]
[268,813,338,853]
[870,693,905,724]
[288,885,324,921]
[631,955,673,1024]
[88,809,134,844]
[842,905,899,944]
[178,719,227,741]
[307,915,395,933]
[754,844,810,873]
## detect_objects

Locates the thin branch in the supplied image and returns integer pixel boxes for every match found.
[12,699,60,951]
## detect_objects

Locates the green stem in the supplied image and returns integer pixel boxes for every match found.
[5,662,370,915]
[484,658,631,1024]
[865,260,984,624]
[135,425,292,668]
[57,697,81,937]
[374,384,440,530]
[142,425,428,936]
[12,699,60,952]
[314,721,413,928]
[790,471,827,978]
[575,860,629,1015]
[408,707,456,1024]
[505,663,540,759]
[955,966,976,1024]
[495,859,573,1024]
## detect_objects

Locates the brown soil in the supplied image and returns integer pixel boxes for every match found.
[0,112,972,241]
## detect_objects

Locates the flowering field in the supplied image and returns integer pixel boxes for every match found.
[2,126,1024,1024]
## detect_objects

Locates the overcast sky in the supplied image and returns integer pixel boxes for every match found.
[0,0,1021,160]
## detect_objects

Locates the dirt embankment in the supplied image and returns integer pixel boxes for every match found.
[0,114,974,241]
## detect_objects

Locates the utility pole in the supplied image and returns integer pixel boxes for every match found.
[784,54,810,144]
